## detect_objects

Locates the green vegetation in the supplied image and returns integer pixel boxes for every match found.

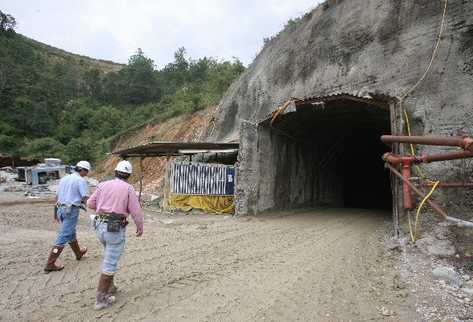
[465,261,473,272]
[0,11,245,164]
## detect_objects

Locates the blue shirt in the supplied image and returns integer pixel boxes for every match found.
[57,172,89,206]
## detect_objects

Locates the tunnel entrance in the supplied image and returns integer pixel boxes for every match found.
[236,94,396,215]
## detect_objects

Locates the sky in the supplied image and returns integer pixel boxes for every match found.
[1,0,322,67]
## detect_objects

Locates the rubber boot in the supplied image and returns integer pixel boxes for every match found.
[108,275,118,295]
[44,246,65,273]
[94,274,116,310]
[69,240,87,260]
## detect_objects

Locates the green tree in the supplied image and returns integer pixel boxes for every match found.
[89,105,125,138]
[101,71,122,104]
[120,48,159,105]
[20,137,65,160]
[65,137,96,163]
[0,11,16,33]
[159,47,190,95]
[0,21,246,164]
[8,97,56,137]
[55,101,91,143]
[0,135,21,156]
[82,69,103,101]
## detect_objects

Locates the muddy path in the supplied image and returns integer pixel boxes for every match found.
[0,203,417,321]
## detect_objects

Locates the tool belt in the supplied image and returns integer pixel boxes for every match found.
[57,203,80,208]
[96,213,128,232]
[55,203,80,217]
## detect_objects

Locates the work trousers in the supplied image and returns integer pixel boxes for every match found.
[95,221,126,275]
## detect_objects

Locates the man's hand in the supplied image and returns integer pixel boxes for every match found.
[136,226,143,237]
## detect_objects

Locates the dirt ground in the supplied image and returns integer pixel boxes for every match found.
[1,194,423,322]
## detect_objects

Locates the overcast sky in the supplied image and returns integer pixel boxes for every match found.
[1,0,322,67]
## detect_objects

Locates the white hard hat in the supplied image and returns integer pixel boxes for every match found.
[76,160,91,171]
[115,160,132,174]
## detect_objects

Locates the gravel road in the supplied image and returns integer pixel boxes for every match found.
[0,201,417,321]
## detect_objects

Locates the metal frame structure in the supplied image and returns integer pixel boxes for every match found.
[112,142,239,158]
[382,135,473,229]
[112,141,240,203]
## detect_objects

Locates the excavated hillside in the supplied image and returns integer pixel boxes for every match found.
[97,106,216,193]
[209,0,473,143]
[207,0,473,217]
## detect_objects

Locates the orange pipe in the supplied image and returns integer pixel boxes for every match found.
[382,153,415,210]
[401,160,413,209]
[423,182,473,188]
[381,135,473,151]
[419,150,473,163]
[385,163,448,219]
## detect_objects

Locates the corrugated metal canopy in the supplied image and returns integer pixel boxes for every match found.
[112,141,240,157]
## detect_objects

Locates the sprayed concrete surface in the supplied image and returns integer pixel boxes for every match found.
[208,0,473,217]
[0,199,424,321]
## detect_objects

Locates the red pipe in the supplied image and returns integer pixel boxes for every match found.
[401,160,413,209]
[382,153,417,165]
[381,135,473,151]
[383,151,473,165]
[383,150,473,209]
[386,163,473,228]
[419,150,473,163]
[423,182,473,188]
[382,153,415,209]
[385,163,448,219]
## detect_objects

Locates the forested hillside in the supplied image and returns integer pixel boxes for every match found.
[0,13,245,164]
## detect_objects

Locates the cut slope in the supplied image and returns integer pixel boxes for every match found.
[96,106,216,193]
[208,0,473,144]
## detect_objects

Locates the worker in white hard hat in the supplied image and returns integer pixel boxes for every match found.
[44,160,91,273]
[87,160,143,310]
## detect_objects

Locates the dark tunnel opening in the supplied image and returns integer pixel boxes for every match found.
[257,98,393,212]
[341,126,392,210]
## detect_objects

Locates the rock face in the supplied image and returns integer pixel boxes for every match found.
[416,236,456,257]
[210,0,473,142]
[207,0,473,215]
[432,266,463,287]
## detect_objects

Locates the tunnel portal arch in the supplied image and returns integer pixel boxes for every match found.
[235,93,401,222]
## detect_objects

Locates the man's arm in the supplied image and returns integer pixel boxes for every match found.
[53,194,59,222]
[127,186,144,237]
[87,187,99,211]
[78,179,90,206]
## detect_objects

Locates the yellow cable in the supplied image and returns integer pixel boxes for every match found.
[403,109,427,179]
[412,181,440,243]
[403,109,416,155]
[399,0,448,181]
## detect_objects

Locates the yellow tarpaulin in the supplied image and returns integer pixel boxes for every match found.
[168,194,235,214]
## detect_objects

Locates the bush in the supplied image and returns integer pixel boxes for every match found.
[0,134,21,156]
[20,137,65,160]
[65,137,96,164]
[0,23,246,163]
